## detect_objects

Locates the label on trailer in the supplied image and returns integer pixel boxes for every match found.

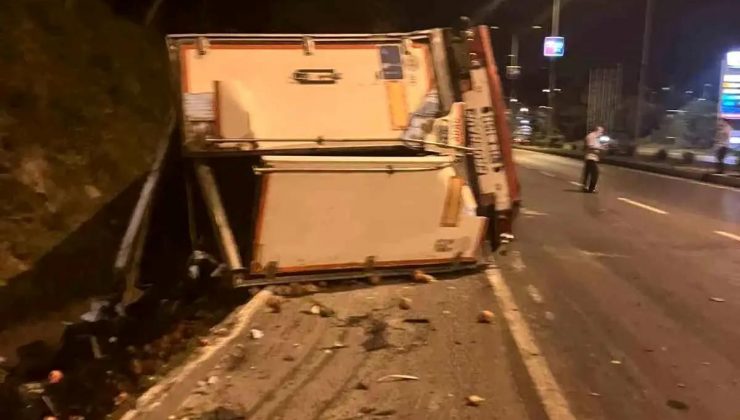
[379,45,404,80]
[401,89,440,142]
[183,92,215,121]
[463,67,505,197]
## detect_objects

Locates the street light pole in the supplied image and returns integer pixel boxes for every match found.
[510,33,520,100]
[547,0,561,140]
[634,0,655,142]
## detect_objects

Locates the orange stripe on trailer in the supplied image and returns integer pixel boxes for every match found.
[385,81,409,129]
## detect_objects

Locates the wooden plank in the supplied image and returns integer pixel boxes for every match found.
[440,176,463,227]
[194,161,244,272]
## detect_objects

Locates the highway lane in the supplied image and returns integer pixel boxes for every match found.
[497,149,740,419]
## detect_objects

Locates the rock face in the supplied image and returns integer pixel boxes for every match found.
[0,0,171,328]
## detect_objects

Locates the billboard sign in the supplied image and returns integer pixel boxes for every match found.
[543,37,565,58]
[720,51,740,120]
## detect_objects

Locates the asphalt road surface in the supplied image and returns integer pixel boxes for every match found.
[498,149,740,420]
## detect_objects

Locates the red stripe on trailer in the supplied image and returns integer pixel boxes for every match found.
[474,26,521,204]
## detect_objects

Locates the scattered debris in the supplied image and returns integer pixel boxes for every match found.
[114,392,129,406]
[289,283,308,297]
[666,399,689,411]
[322,342,348,350]
[377,374,420,383]
[709,297,726,303]
[526,285,544,304]
[362,318,389,352]
[266,295,284,313]
[342,314,369,327]
[315,304,336,318]
[225,346,247,371]
[89,336,103,359]
[399,297,413,310]
[213,327,230,337]
[477,310,495,324]
[466,395,485,406]
[42,395,59,416]
[403,318,431,324]
[412,269,436,283]
[610,360,622,365]
[310,305,322,315]
[304,283,320,294]
[48,370,64,384]
[250,329,264,340]
[273,285,291,296]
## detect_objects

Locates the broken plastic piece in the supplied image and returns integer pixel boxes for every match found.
[377,374,420,383]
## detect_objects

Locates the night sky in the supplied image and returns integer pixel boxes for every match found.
[111,0,740,106]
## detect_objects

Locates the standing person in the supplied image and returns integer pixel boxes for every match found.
[582,126,604,193]
[715,119,732,174]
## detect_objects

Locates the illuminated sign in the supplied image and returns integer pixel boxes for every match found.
[728,51,740,68]
[721,51,740,119]
[543,37,565,58]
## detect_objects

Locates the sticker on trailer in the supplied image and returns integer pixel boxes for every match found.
[401,89,440,142]
[183,92,215,121]
[463,67,506,197]
[379,45,404,80]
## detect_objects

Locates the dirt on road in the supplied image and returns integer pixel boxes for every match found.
[172,275,539,420]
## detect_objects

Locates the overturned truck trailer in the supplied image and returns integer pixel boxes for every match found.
[165,25,520,288]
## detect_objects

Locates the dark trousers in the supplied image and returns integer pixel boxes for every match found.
[581,160,599,192]
[716,146,728,174]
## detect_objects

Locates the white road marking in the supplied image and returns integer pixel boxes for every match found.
[486,268,576,420]
[540,170,557,178]
[579,250,630,259]
[510,250,527,272]
[521,207,549,217]
[617,197,669,215]
[515,148,740,193]
[569,181,583,187]
[527,284,545,304]
[715,230,740,242]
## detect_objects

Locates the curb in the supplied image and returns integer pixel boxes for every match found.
[515,146,740,189]
[120,289,273,420]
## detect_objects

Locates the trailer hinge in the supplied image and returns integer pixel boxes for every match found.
[364,256,377,273]
[302,36,316,55]
[232,272,247,288]
[401,37,413,55]
[264,261,278,279]
[452,252,464,268]
[196,36,210,56]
